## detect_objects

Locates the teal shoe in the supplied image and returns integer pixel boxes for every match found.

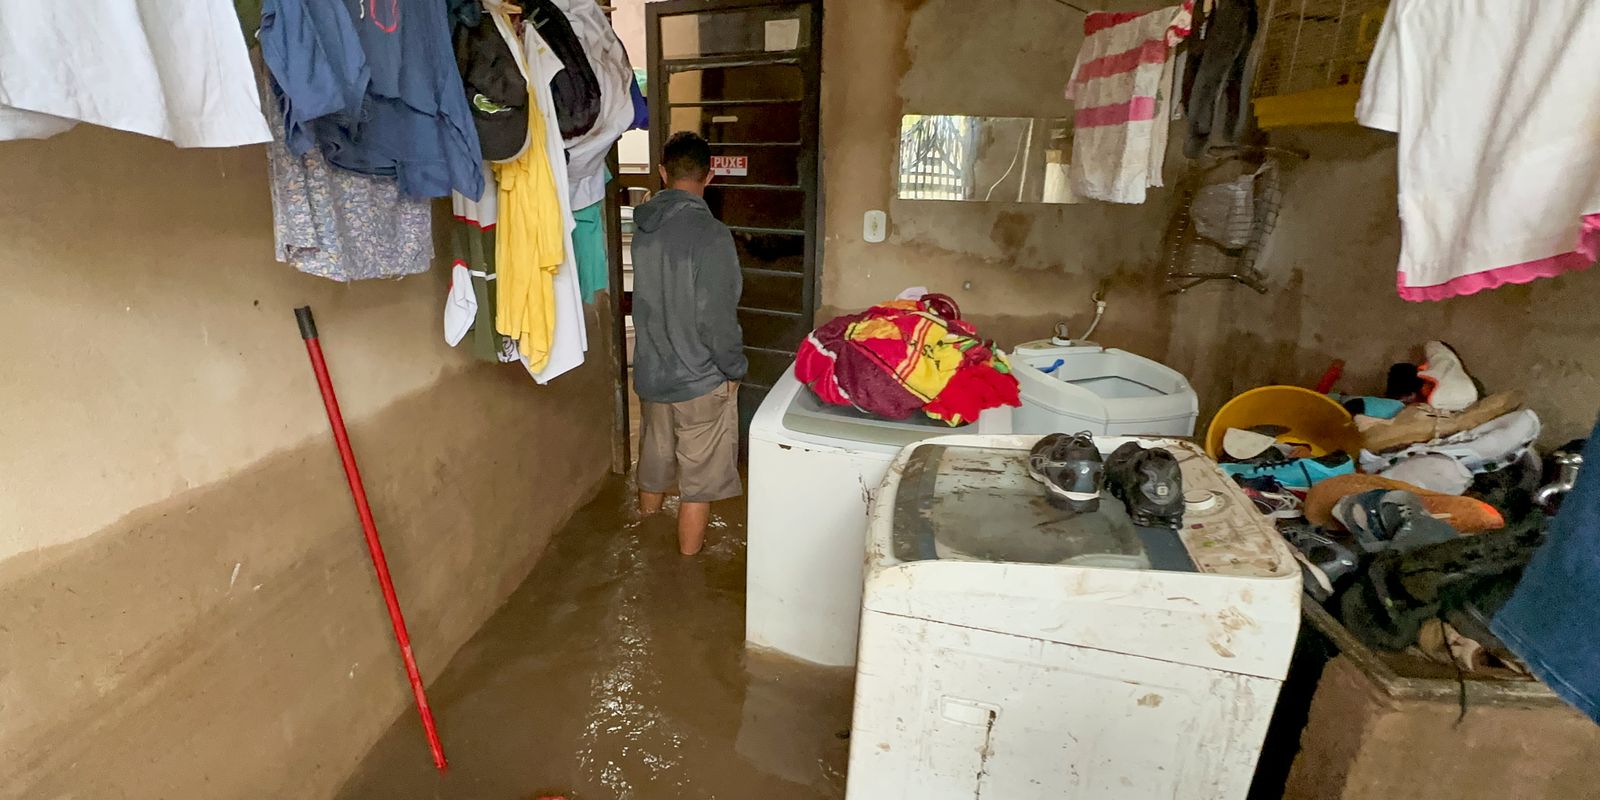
[1221,453,1355,490]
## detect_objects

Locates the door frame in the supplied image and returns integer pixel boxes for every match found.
[644,0,826,389]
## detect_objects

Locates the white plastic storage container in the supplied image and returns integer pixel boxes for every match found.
[1010,340,1198,436]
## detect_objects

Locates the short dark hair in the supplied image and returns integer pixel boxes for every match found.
[661,131,712,182]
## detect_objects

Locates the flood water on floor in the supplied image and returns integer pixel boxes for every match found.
[336,479,854,800]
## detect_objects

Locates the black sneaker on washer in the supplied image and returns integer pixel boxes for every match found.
[1029,432,1104,513]
[1106,442,1185,529]
[1027,433,1068,483]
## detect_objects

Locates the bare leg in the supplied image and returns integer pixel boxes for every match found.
[639,490,665,515]
[677,501,710,555]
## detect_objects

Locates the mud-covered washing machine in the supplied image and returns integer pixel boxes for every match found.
[846,435,1301,799]
[747,336,1201,668]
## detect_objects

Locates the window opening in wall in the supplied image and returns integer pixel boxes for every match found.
[898,114,978,201]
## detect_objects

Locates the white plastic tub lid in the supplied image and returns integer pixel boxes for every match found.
[783,384,970,447]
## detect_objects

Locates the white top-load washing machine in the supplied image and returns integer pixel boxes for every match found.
[749,338,1200,668]
[1009,338,1199,436]
[746,366,1010,666]
[846,434,1301,800]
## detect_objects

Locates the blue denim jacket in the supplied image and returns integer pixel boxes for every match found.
[1493,414,1600,724]
[260,0,483,199]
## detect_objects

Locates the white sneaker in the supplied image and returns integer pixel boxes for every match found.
[1419,341,1477,412]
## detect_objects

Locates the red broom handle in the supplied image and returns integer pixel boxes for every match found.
[294,306,448,773]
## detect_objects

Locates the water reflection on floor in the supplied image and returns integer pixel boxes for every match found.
[336,479,854,800]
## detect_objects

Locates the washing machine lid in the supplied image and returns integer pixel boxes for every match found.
[861,435,1304,679]
[782,382,972,449]
[890,442,1200,572]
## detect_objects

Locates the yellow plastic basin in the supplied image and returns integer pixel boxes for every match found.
[1205,385,1360,459]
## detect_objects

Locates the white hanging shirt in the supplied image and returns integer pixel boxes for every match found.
[523,23,589,385]
[0,0,269,147]
[1357,0,1600,301]
[554,0,637,209]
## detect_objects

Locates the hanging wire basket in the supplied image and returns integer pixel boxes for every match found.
[1163,145,1307,294]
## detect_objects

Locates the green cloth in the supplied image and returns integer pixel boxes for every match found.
[450,219,517,363]
[573,200,609,303]
[235,0,262,40]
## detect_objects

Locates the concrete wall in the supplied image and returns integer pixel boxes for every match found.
[0,128,613,798]
[817,0,1599,441]
[1284,656,1600,800]
[1165,128,1600,444]
[820,0,1178,354]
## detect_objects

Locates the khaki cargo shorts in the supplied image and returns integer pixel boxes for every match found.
[638,382,742,503]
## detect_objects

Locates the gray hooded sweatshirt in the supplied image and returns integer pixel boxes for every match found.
[630,189,747,403]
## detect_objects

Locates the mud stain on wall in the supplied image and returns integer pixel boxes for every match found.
[989,212,1035,258]
[0,357,612,800]
[820,0,1180,357]
[1167,128,1600,441]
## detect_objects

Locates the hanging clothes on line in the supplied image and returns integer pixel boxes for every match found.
[554,0,638,210]
[477,0,566,376]
[492,105,566,373]
[628,71,650,132]
[445,1,525,362]
[572,198,610,302]
[524,0,603,140]
[522,18,589,384]
[0,0,268,146]
[455,1,532,164]
[450,171,526,363]
[260,0,485,199]
[1065,2,1194,204]
[262,73,434,282]
[1181,0,1256,158]
[1357,0,1600,301]
[444,262,479,347]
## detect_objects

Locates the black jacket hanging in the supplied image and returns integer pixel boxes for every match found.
[1183,0,1258,158]
[525,0,602,140]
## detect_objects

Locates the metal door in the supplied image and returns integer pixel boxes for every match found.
[646,0,823,437]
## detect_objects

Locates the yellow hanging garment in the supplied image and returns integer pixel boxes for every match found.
[492,91,565,373]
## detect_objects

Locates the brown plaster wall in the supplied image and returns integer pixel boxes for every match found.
[819,0,1179,355]
[1284,656,1600,800]
[0,128,612,798]
[817,3,1598,440]
[1166,128,1600,443]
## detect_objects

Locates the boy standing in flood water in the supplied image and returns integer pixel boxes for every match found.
[631,131,746,555]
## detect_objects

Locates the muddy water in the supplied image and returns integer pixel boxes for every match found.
[336,479,854,800]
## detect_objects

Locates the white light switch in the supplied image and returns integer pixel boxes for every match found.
[864,210,887,243]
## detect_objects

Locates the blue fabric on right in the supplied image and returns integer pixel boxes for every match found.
[1492,413,1600,725]
[628,71,648,131]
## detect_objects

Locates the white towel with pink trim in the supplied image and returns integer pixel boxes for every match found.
[1358,0,1600,301]
[1065,3,1193,204]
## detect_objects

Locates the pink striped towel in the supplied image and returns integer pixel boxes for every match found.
[1066,2,1193,204]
